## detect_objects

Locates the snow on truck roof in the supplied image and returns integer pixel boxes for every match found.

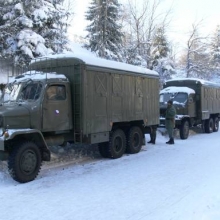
[166,77,220,87]
[160,86,195,94]
[32,50,158,77]
[9,71,67,83]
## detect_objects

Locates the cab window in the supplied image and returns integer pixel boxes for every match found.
[46,85,66,101]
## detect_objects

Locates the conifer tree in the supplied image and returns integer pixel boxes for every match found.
[0,0,69,67]
[151,26,175,87]
[85,0,123,61]
[151,27,169,60]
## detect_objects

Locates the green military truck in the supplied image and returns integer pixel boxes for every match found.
[0,54,159,183]
[159,78,220,139]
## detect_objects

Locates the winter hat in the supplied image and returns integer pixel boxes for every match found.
[167,100,173,105]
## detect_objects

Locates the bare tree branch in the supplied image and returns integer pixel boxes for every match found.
[122,0,173,67]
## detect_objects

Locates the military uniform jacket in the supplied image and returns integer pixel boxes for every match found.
[165,105,176,129]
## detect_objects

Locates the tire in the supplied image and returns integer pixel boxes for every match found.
[179,120,189,140]
[98,142,109,158]
[108,129,126,159]
[8,141,42,183]
[204,118,214,133]
[213,117,219,132]
[126,126,143,154]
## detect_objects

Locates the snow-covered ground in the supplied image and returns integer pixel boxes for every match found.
[1,130,220,220]
[0,72,8,84]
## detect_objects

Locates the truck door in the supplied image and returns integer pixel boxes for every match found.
[188,93,196,117]
[42,84,71,131]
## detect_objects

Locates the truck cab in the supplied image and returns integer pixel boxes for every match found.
[1,71,72,132]
[0,71,72,183]
[159,86,196,139]
[160,78,220,140]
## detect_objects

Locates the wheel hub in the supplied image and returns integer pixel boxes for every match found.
[20,150,37,174]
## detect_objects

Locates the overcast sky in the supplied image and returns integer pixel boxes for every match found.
[69,0,220,53]
[166,0,220,38]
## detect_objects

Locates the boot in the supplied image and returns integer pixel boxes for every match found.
[148,139,155,144]
[166,139,171,144]
[166,138,174,145]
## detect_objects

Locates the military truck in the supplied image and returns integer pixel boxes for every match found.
[159,78,220,139]
[0,54,159,183]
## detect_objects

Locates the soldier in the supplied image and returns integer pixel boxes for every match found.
[147,126,157,144]
[165,100,176,144]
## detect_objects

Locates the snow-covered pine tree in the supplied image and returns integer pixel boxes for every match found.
[151,27,169,60]
[123,45,146,66]
[85,0,123,61]
[0,0,69,67]
[122,31,146,66]
[150,26,175,87]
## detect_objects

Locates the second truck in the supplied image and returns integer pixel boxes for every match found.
[159,78,220,139]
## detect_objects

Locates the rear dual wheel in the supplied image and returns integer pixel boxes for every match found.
[98,129,126,159]
[98,142,109,158]
[213,117,219,132]
[126,126,143,154]
[108,129,126,159]
[98,126,143,158]
[204,118,214,133]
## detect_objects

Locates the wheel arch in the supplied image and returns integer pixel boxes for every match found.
[6,129,50,161]
[112,120,145,135]
[183,117,191,126]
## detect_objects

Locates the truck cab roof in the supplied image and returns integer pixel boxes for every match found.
[160,86,195,95]
[9,71,68,84]
[165,78,220,88]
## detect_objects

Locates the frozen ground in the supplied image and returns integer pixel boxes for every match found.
[0,130,220,220]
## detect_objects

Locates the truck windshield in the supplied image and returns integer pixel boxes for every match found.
[160,92,188,104]
[19,82,42,101]
[3,83,22,102]
[2,81,42,103]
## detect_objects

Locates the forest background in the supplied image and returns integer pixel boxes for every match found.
[1,0,220,88]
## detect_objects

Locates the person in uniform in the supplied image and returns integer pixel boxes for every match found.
[165,100,176,144]
[147,126,157,144]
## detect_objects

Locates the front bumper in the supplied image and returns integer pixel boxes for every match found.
[160,115,187,127]
[159,117,165,127]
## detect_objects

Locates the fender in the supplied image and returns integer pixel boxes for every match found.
[0,129,50,161]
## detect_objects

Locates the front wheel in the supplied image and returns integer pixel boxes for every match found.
[8,141,42,183]
[179,120,189,139]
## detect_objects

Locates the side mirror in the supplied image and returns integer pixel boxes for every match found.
[188,97,193,103]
